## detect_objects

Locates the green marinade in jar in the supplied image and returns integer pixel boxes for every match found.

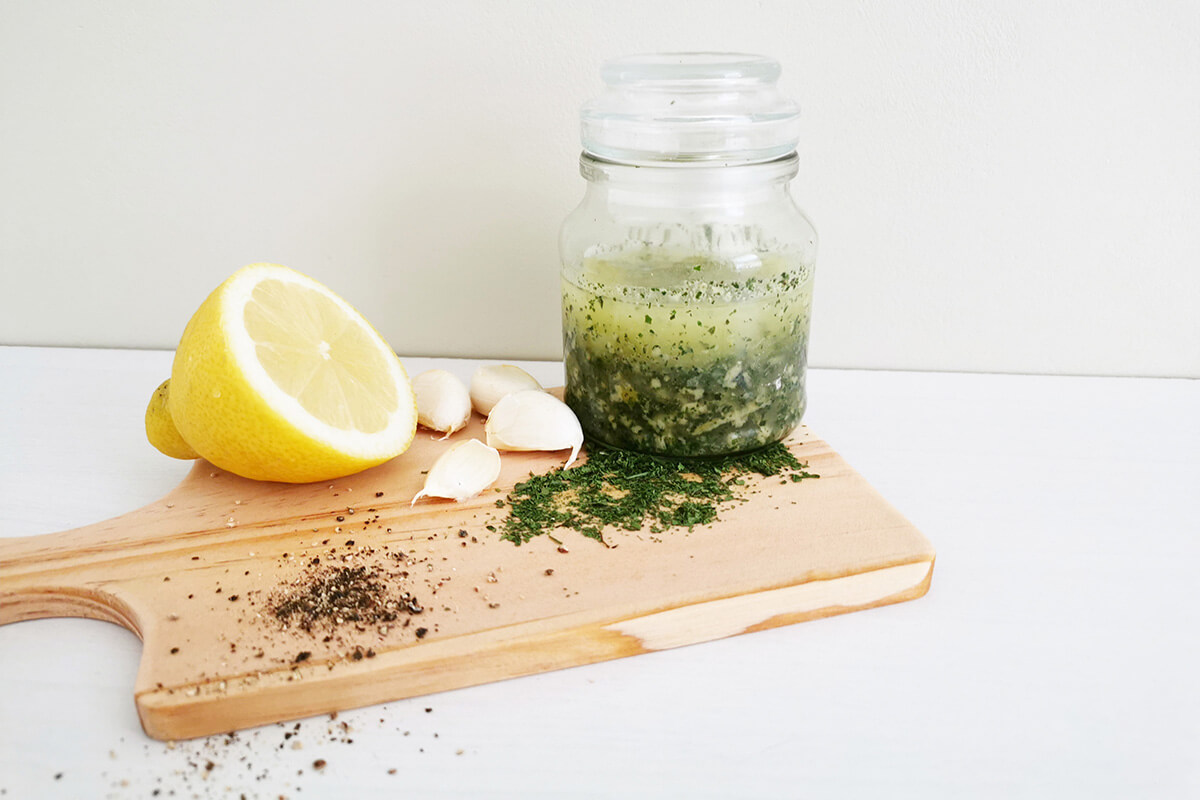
[562,248,814,456]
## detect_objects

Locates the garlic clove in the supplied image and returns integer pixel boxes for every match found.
[411,438,502,505]
[470,364,544,416]
[484,390,583,468]
[412,369,472,437]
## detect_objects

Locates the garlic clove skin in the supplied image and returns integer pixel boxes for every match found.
[484,389,583,468]
[470,364,544,416]
[412,369,472,437]
[411,438,502,505]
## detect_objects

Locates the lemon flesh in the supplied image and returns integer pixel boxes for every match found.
[145,379,200,460]
[169,264,416,483]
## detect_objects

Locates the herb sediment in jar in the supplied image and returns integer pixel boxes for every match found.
[562,249,814,456]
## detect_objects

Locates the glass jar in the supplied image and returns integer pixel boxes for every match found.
[560,53,818,457]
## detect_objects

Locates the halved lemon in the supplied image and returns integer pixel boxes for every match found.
[168,263,417,483]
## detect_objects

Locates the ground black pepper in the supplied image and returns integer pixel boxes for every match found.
[270,564,422,633]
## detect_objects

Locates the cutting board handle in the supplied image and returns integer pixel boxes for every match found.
[0,513,147,632]
[0,459,256,630]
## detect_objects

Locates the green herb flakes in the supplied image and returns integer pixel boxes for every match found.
[498,442,817,546]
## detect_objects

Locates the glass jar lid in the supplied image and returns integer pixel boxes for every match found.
[580,52,802,165]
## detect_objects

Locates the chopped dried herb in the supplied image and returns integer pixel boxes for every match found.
[499,441,816,545]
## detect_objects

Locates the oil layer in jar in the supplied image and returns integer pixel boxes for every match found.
[562,249,814,456]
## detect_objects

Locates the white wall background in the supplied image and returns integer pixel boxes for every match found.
[1,0,1197,378]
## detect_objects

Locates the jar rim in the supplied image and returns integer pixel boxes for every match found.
[579,151,800,180]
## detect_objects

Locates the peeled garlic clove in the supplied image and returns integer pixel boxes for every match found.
[411,439,502,505]
[485,390,583,468]
[412,369,471,437]
[470,364,544,416]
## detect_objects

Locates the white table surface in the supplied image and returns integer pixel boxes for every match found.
[1,345,1197,799]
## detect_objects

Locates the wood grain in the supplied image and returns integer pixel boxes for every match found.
[0,412,935,741]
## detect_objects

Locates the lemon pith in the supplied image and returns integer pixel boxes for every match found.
[168,264,416,483]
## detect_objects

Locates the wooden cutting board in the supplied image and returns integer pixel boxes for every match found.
[0,407,935,741]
